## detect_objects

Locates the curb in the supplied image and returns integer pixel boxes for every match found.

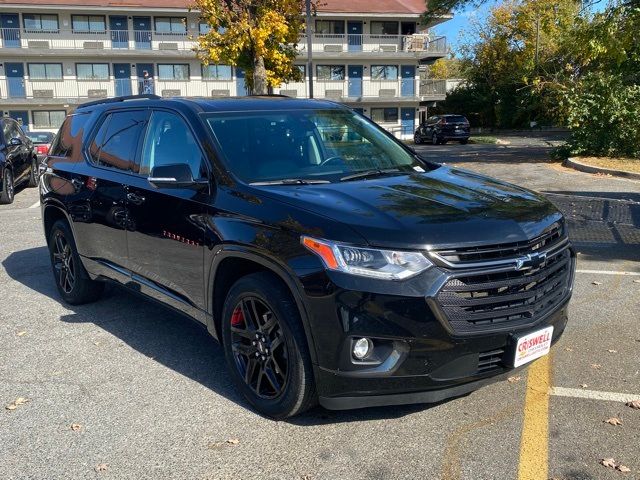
[564,157,640,180]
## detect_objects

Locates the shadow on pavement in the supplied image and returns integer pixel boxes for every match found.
[543,192,640,263]
[2,245,432,424]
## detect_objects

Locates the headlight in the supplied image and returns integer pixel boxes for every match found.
[301,236,432,280]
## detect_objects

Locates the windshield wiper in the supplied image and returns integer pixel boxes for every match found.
[340,168,401,182]
[249,178,331,186]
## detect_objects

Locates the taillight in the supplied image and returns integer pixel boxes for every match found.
[36,144,50,155]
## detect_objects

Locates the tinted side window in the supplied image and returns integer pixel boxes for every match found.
[89,110,147,172]
[49,113,90,160]
[139,110,205,179]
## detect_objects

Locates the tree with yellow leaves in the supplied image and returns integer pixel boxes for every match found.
[192,0,310,94]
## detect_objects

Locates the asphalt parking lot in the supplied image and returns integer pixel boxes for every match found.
[1,139,639,480]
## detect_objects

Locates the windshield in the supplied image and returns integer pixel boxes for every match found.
[204,109,429,184]
[26,132,54,143]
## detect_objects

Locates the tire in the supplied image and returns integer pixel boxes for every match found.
[0,168,15,204]
[221,272,316,419]
[460,139,469,145]
[414,132,422,145]
[432,133,440,145]
[48,220,104,305]
[27,157,39,187]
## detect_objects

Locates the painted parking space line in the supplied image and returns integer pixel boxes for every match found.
[575,269,640,276]
[28,201,40,209]
[518,354,551,480]
[550,387,640,403]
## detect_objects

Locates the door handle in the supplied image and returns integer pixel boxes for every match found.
[126,192,146,205]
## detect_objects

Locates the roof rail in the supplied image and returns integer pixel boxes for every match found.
[76,94,161,110]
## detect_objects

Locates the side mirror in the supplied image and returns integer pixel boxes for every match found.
[10,137,22,146]
[148,164,208,189]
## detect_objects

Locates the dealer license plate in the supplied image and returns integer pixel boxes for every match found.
[513,326,553,367]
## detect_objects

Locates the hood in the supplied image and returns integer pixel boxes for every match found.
[255,166,563,249]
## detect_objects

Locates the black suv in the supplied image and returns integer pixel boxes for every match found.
[1,117,38,204]
[41,95,574,418]
[414,114,471,145]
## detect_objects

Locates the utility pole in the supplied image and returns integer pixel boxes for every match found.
[534,15,540,69]
[305,0,314,98]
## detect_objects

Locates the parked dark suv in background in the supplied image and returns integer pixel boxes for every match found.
[41,95,574,418]
[414,114,471,145]
[1,117,38,204]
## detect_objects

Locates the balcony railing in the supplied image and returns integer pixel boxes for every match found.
[300,34,447,55]
[0,77,447,102]
[419,79,447,97]
[0,27,447,56]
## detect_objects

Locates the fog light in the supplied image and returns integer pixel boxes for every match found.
[352,337,373,360]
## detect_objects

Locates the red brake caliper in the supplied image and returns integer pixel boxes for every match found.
[230,306,244,327]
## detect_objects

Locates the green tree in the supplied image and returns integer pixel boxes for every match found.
[192,0,310,94]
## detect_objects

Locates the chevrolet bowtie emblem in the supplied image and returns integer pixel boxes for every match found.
[515,252,547,270]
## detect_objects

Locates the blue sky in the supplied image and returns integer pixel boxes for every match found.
[431,1,499,54]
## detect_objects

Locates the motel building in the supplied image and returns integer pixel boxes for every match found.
[0,0,451,137]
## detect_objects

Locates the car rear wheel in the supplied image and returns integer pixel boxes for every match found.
[27,157,39,187]
[460,139,469,145]
[221,272,316,419]
[0,168,14,204]
[49,220,104,304]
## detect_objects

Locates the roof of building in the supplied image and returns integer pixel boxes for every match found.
[0,0,427,14]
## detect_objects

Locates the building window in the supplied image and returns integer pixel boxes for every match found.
[371,65,398,80]
[23,14,59,32]
[316,65,345,80]
[371,107,398,123]
[201,64,232,80]
[315,20,344,34]
[72,15,106,33]
[28,63,63,80]
[33,110,66,129]
[158,64,190,80]
[76,63,109,80]
[155,17,186,34]
[371,21,399,35]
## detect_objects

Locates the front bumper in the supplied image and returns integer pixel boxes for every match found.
[297,246,575,410]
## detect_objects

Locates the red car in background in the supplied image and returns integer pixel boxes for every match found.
[25,131,55,160]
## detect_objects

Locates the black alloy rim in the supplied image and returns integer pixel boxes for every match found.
[32,160,38,181]
[52,232,75,294]
[6,170,14,200]
[229,297,288,399]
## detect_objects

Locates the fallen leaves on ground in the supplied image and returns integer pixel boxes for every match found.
[607,349,618,353]
[507,376,521,383]
[580,383,589,389]
[592,281,603,285]
[300,475,312,480]
[16,331,26,336]
[591,364,602,369]
[70,423,82,431]
[5,397,29,411]
[604,417,623,426]
[601,458,617,469]
[565,347,574,352]
[94,463,108,473]
[208,438,240,450]
[633,279,640,284]
[626,399,640,409]
[617,465,631,473]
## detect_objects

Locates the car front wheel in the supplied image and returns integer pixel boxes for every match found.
[221,272,316,419]
[0,168,14,204]
[432,133,439,145]
[414,132,422,145]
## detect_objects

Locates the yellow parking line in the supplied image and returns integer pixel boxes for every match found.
[518,354,552,480]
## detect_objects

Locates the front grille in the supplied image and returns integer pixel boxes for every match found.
[436,247,572,334]
[431,223,564,267]
[478,349,505,373]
